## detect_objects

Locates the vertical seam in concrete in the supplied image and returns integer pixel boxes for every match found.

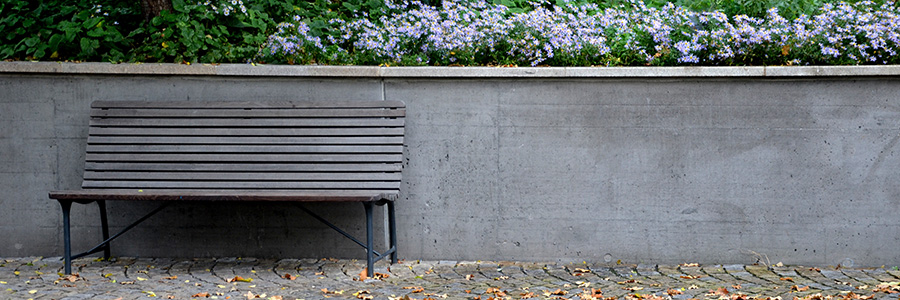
[381,76,389,249]
[53,89,61,252]
[53,95,60,190]
[381,77,386,101]
[495,86,502,256]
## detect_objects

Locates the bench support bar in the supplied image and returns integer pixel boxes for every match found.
[297,202,397,277]
[59,200,396,277]
[59,200,170,274]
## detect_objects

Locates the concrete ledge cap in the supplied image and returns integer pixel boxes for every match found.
[3,61,900,77]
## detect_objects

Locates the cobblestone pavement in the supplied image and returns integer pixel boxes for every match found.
[2,257,900,300]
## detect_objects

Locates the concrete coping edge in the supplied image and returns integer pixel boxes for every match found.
[3,61,900,77]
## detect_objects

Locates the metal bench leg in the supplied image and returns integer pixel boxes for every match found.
[388,201,397,264]
[364,202,375,278]
[97,200,111,260]
[59,200,73,275]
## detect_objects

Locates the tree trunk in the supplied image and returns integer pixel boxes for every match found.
[140,0,174,22]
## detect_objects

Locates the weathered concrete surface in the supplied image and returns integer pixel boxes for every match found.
[1,63,898,267]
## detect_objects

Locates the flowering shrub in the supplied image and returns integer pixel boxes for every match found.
[263,0,900,66]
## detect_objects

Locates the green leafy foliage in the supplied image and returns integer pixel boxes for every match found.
[0,0,137,62]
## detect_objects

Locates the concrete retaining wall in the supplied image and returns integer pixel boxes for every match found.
[1,62,898,267]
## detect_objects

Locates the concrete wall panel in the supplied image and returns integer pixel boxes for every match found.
[0,64,898,267]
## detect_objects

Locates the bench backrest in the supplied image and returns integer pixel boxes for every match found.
[84,100,405,195]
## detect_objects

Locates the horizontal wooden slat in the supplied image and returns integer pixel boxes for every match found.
[82,180,401,190]
[90,118,405,128]
[86,145,402,154]
[50,189,399,202]
[91,100,406,109]
[85,162,402,172]
[83,171,401,181]
[85,153,402,163]
[88,127,404,136]
[92,108,405,118]
[87,136,405,145]
[69,100,406,198]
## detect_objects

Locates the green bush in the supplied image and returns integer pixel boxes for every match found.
[0,0,138,62]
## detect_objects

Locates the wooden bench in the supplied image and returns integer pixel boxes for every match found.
[49,100,405,276]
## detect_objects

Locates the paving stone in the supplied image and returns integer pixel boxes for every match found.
[864,268,900,282]
[841,269,882,285]
[821,269,868,288]
[5,257,900,300]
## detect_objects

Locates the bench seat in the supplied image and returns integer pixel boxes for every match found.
[49,190,399,202]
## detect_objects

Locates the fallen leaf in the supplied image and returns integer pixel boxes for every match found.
[245,290,257,299]
[624,287,644,291]
[163,275,178,280]
[618,279,641,284]
[321,288,344,295]
[494,276,509,280]
[681,263,699,267]
[404,286,425,293]
[353,290,373,300]
[282,273,296,280]
[120,281,135,285]
[487,287,508,297]
[315,272,325,276]
[358,268,368,281]
[732,284,742,289]
[28,290,37,294]
[795,294,825,300]
[192,292,211,298]
[227,276,252,283]
[137,277,148,281]
[267,296,283,300]
[707,287,729,296]
[731,293,751,300]
[520,291,537,298]
[873,282,900,293]
[61,274,80,282]
[374,272,390,279]
[465,274,474,280]
[792,285,810,292]
[144,291,157,297]
[549,289,568,295]
[681,275,703,279]
[780,277,794,282]
[667,289,683,295]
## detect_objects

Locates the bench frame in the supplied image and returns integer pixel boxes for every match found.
[49,100,404,276]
